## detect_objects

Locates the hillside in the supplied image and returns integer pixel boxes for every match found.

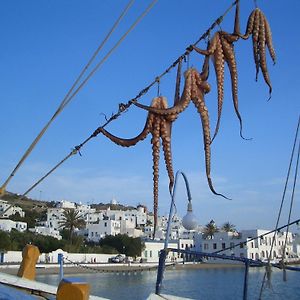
[1,191,50,212]
[1,191,139,212]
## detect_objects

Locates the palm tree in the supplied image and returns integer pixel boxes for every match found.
[221,222,236,233]
[59,209,85,243]
[203,220,218,239]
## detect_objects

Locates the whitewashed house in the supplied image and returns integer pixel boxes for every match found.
[142,240,179,263]
[0,199,25,218]
[120,219,143,238]
[136,205,148,227]
[46,207,65,230]
[56,200,76,209]
[87,220,121,242]
[292,234,300,257]
[242,229,294,261]
[194,229,295,263]
[30,226,62,240]
[0,219,27,232]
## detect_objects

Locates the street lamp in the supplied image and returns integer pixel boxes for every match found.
[156,170,197,294]
[182,199,198,230]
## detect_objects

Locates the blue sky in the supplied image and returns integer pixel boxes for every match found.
[0,1,299,230]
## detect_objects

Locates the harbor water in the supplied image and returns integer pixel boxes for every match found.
[36,265,300,299]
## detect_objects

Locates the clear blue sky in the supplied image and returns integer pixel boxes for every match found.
[0,1,299,230]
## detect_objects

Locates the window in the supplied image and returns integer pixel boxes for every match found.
[213,243,217,250]
[104,222,107,227]
[222,243,226,250]
[204,244,209,250]
[150,251,152,258]
[240,243,244,248]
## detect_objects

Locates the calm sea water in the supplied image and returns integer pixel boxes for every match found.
[36,266,300,300]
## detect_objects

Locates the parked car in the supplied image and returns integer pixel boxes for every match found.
[109,254,125,263]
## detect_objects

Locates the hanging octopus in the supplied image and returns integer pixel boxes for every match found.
[190,1,246,142]
[235,4,276,97]
[133,56,229,201]
[98,96,178,234]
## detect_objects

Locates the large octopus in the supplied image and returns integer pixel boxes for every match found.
[133,56,229,201]
[190,2,245,142]
[235,5,276,96]
[98,96,178,234]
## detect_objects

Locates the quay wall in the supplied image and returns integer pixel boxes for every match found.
[0,249,112,264]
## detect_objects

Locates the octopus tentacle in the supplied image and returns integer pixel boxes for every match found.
[236,5,275,95]
[252,9,260,81]
[174,57,182,106]
[160,120,174,194]
[211,35,225,142]
[133,71,193,116]
[258,11,272,96]
[233,0,241,36]
[192,33,219,56]
[190,69,229,200]
[221,36,248,140]
[264,16,276,64]
[237,8,256,40]
[151,121,160,236]
[200,53,210,82]
[98,116,152,147]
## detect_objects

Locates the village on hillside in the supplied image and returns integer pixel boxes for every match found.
[0,194,299,265]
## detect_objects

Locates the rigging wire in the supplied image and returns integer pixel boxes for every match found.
[0,0,147,196]
[19,0,239,198]
[258,115,300,299]
[282,135,299,271]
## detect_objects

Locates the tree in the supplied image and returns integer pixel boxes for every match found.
[0,230,11,250]
[221,222,236,233]
[59,209,85,243]
[99,234,144,257]
[203,220,219,239]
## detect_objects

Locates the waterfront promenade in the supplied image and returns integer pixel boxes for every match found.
[0,261,244,276]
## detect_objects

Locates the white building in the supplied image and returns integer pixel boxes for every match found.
[0,199,25,218]
[142,240,179,263]
[194,229,296,263]
[0,219,27,232]
[46,207,65,230]
[87,220,121,242]
[241,229,294,261]
[56,200,76,209]
[30,226,62,240]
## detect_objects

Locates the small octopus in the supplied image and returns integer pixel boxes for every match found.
[235,4,276,96]
[98,96,178,234]
[190,1,245,141]
[134,56,229,201]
